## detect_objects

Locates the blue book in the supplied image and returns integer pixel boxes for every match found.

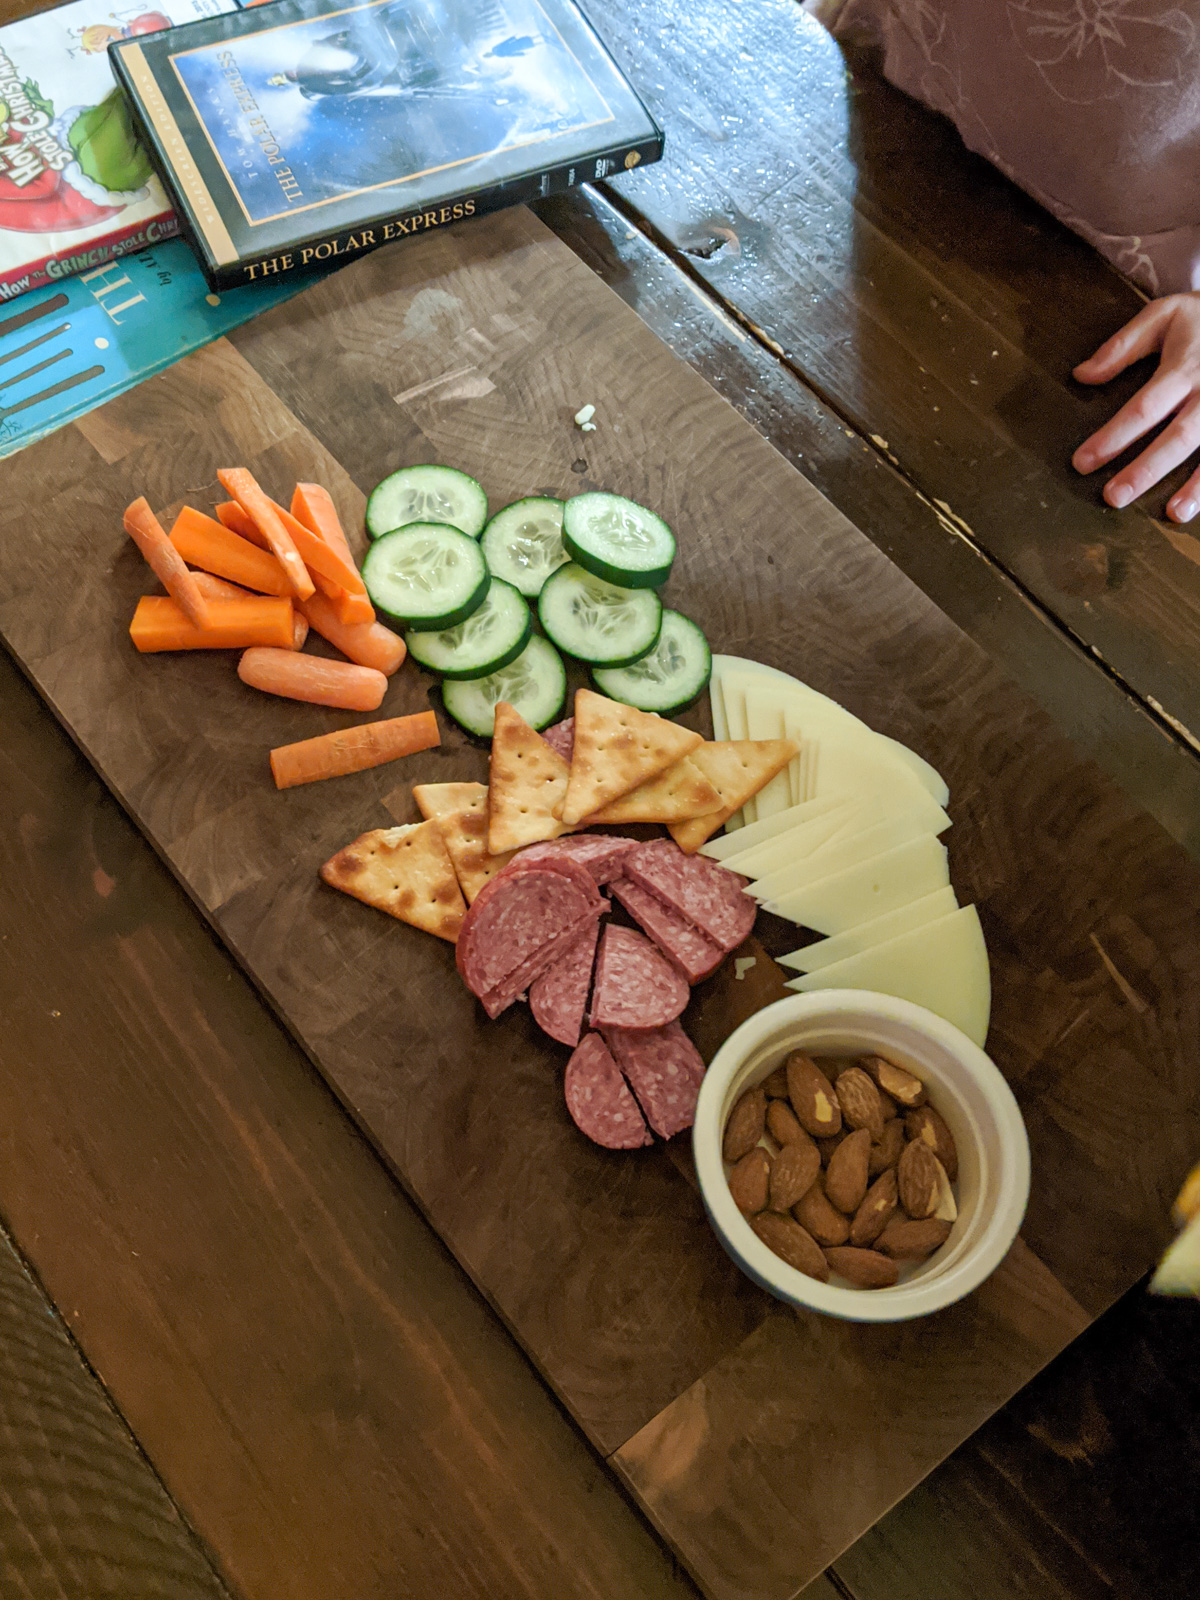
[0,232,309,457]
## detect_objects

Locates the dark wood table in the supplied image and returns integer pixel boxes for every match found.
[3,4,1200,1599]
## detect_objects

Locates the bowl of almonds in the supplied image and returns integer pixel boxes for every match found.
[692,990,1030,1320]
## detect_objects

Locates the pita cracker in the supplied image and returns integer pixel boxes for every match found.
[586,755,722,824]
[668,739,799,853]
[433,793,515,903]
[488,701,572,853]
[561,689,703,825]
[320,822,466,942]
[413,781,488,821]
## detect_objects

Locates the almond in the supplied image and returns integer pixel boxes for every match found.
[824,1126,871,1213]
[768,1135,820,1212]
[834,1067,885,1142]
[898,1137,940,1219]
[792,1175,851,1246]
[816,1130,846,1165]
[824,1246,898,1289]
[786,1052,842,1137]
[876,1086,898,1121]
[875,1217,953,1260]
[863,1054,926,1109]
[728,1147,771,1215]
[850,1167,899,1246]
[723,1085,767,1163]
[766,1100,805,1147]
[751,1212,829,1281]
[762,1064,791,1099]
[868,1117,905,1176]
[931,1156,957,1222]
[904,1105,958,1181]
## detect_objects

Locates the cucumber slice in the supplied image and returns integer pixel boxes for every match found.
[362,522,488,629]
[406,577,532,679]
[538,562,662,667]
[562,492,676,588]
[591,609,711,713]
[366,465,487,540]
[441,634,567,738]
[480,497,568,597]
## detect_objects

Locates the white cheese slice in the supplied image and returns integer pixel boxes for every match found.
[744,697,791,818]
[701,793,855,862]
[805,731,940,815]
[719,806,863,879]
[710,673,729,742]
[747,808,950,903]
[785,905,990,1048]
[718,680,756,825]
[764,835,951,933]
[779,886,960,972]
[1151,1212,1200,1296]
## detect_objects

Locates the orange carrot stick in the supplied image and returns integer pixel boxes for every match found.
[298,591,406,674]
[270,710,440,789]
[267,498,368,598]
[215,500,269,548]
[238,647,387,710]
[217,468,314,599]
[124,497,211,629]
[170,506,292,596]
[291,483,374,624]
[190,572,307,649]
[129,595,295,653]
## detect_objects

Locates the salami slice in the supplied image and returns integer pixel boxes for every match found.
[512,833,638,887]
[529,921,599,1046]
[590,924,690,1030]
[541,716,575,764]
[602,1020,706,1139]
[456,868,600,1019]
[608,874,725,984]
[564,1032,652,1149]
[496,850,607,908]
[624,838,757,952]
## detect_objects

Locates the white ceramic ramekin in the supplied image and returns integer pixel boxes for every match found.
[693,990,1030,1321]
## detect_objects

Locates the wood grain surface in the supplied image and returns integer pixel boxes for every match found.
[3,208,1199,1599]
[581,0,1200,763]
[0,644,703,1600]
[0,1216,229,1600]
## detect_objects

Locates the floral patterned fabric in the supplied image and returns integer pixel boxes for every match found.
[815,0,1200,293]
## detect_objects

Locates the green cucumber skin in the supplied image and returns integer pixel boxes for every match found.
[561,493,676,589]
[538,594,663,668]
[440,636,567,738]
[366,466,488,540]
[591,659,711,715]
[537,564,663,668]
[361,525,489,631]
[590,610,712,713]
[406,590,533,680]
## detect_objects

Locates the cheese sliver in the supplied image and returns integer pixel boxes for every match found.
[784,889,966,972]
[765,835,951,934]
[701,792,855,862]
[717,805,863,878]
[718,681,754,824]
[1151,1212,1200,1297]
[779,886,960,973]
[747,809,950,903]
[807,731,940,814]
[710,675,730,742]
[744,696,790,818]
[786,905,990,1047]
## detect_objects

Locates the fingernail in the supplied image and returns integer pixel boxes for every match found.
[1174,499,1196,522]
[1108,485,1132,509]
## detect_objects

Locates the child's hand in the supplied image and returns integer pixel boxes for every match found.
[1072,293,1200,522]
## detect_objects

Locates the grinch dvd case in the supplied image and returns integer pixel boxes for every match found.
[0,0,243,300]
[108,0,663,289]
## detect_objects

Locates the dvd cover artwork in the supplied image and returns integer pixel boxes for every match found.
[172,0,620,226]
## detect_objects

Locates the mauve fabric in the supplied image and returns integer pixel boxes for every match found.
[814,0,1200,294]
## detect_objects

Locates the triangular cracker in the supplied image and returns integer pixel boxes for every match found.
[560,689,702,826]
[586,755,721,824]
[433,792,515,903]
[320,823,465,942]
[488,702,572,853]
[668,739,799,852]
[413,781,488,821]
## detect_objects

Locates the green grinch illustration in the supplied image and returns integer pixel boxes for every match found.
[0,83,153,232]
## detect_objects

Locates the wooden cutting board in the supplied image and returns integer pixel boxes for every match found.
[2,206,1197,1600]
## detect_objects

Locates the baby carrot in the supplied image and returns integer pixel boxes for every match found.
[238,647,387,710]
[222,493,372,622]
[215,501,268,547]
[298,591,405,674]
[170,506,292,595]
[270,709,440,789]
[292,483,374,625]
[189,571,306,645]
[130,595,294,652]
[217,468,314,599]
[124,497,211,629]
